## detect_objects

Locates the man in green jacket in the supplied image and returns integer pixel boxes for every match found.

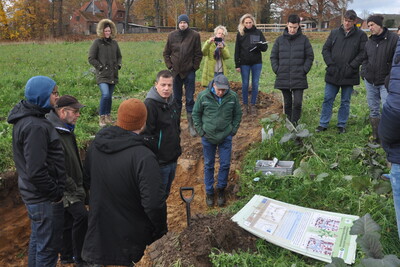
[192,74,242,207]
[46,95,88,266]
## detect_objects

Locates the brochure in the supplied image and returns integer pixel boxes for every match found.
[231,195,358,264]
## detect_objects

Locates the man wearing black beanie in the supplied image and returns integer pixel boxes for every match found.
[163,14,202,137]
[361,14,398,143]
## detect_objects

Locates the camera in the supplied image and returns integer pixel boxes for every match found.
[214,37,223,43]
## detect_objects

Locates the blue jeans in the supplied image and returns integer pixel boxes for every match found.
[202,135,232,195]
[319,83,353,128]
[160,161,177,197]
[98,83,115,115]
[364,79,388,118]
[240,64,262,105]
[173,71,196,114]
[390,163,400,240]
[26,201,64,267]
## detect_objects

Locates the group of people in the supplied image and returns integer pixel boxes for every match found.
[6,10,400,267]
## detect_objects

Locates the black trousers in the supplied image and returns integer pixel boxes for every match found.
[280,89,304,124]
[60,201,88,262]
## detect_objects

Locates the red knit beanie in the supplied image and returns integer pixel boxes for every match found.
[116,98,147,131]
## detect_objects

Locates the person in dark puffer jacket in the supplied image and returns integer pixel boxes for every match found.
[316,10,367,134]
[234,13,268,116]
[270,14,314,125]
[7,76,66,267]
[379,38,400,241]
[361,14,398,143]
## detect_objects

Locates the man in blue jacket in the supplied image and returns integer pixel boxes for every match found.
[379,38,400,240]
[7,76,66,266]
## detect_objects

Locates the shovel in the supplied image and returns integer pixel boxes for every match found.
[180,187,194,227]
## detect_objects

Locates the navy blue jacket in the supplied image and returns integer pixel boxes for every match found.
[379,39,400,164]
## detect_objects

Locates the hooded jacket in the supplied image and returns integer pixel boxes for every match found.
[7,100,66,204]
[192,80,242,145]
[163,27,203,79]
[234,26,268,68]
[88,19,122,85]
[270,27,314,90]
[201,39,230,86]
[46,110,85,207]
[142,86,181,166]
[322,25,367,86]
[361,27,398,86]
[379,39,400,164]
[82,126,167,266]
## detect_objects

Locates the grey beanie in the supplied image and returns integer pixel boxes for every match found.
[178,14,189,24]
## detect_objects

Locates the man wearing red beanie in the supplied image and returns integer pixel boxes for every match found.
[82,98,167,266]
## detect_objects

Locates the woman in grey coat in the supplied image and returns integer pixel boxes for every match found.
[270,14,314,125]
[88,19,122,127]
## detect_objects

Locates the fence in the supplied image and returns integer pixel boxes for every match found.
[256,24,308,32]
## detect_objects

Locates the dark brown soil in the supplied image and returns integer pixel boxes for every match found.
[0,82,283,267]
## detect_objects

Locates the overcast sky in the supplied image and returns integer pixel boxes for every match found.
[348,0,400,16]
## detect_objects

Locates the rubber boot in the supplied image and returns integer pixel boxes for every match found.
[370,117,380,143]
[243,104,248,116]
[217,188,226,207]
[187,112,197,137]
[99,115,106,127]
[206,194,214,207]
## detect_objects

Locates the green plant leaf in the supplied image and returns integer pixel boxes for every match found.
[316,172,329,182]
[360,254,400,266]
[330,162,339,169]
[357,233,384,259]
[293,167,305,178]
[350,214,381,236]
[280,133,295,144]
[325,257,348,267]
[351,176,371,192]
[285,118,296,131]
[367,143,381,149]
[343,175,353,181]
[373,181,392,195]
[296,129,312,138]
[351,147,363,160]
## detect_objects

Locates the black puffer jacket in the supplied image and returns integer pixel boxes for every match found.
[234,26,268,68]
[7,101,66,204]
[270,28,314,90]
[322,26,367,86]
[142,86,181,166]
[82,126,167,266]
[379,38,400,164]
[361,28,398,86]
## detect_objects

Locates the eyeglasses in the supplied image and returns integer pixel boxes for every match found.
[52,91,59,96]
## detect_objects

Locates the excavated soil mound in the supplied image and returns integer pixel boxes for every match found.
[148,213,258,267]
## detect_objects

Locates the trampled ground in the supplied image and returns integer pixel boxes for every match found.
[0,82,283,266]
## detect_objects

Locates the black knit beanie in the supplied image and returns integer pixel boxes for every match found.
[367,15,384,27]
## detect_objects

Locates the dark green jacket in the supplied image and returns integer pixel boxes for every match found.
[88,38,122,85]
[192,82,242,145]
[46,111,85,207]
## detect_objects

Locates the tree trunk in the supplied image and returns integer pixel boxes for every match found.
[106,0,113,19]
[58,0,63,36]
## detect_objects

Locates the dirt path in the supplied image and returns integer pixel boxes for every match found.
[0,83,282,266]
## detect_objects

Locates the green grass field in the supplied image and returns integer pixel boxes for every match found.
[0,35,399,266]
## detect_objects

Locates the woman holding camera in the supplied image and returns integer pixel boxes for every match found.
[88,19,122,127]
[235,14,267,116]
[201,25,230,87]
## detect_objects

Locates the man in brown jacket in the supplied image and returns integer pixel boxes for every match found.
[163,14,202,136]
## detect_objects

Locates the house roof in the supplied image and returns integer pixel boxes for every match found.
[76,0,125,23]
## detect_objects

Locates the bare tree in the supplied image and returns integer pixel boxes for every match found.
[124,0,134,32]
[106,0,113,19]
[360,9,371,20]
[58,0,63,36]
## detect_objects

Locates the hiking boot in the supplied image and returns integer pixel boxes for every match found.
[99,115,106,127]
[187,112,197,137]
[338,127,346,134]
[250,104,257,116]
[217,188,226,207]
[315,126,327,132]
[243,104,248,116]
[370,117,380,143]
[105,114,113,124]
[206,194,214,207]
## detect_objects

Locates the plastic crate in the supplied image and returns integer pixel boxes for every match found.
[254,160,294,176]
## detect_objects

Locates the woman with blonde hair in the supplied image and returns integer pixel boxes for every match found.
[201,25,230,86]
[234,14,267,115]
[88,19,122,127]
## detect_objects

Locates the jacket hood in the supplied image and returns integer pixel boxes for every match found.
[7,100,50,124]
[146,86,174,105]
[97,19,117,39]
[24,76,56,109]
[93,126,146,154]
